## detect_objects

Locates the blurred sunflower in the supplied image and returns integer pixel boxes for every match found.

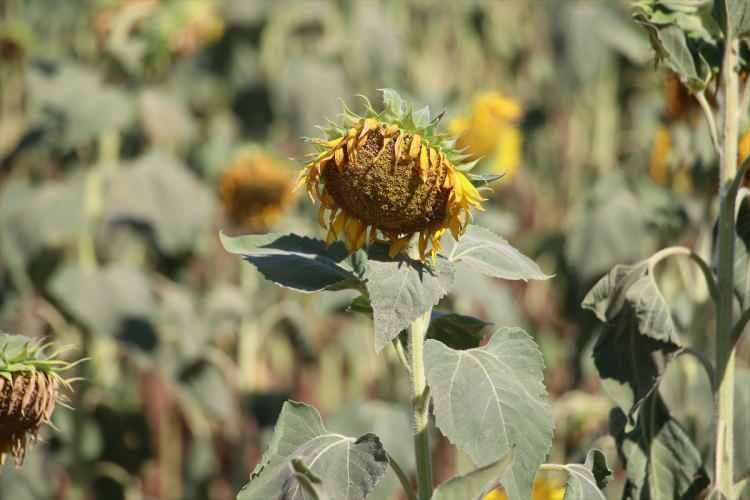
[298,90,487,261]
[218,150,297,231]
[449,91,523,180]
[0,334,77,468]
[648,73,703,193]
[740,129,750,165]
[484,477,565,500]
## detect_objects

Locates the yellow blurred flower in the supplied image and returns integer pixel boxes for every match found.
[484,477,566,500]
[649,125,692,193]
[218,150,297,231]
[740,130,750,165]
[449,91,523,180]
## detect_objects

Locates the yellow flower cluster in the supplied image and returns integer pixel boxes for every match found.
[449,91,523,180]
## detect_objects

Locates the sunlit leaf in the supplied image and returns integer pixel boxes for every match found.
[365,248,454,352]
[425,328,553,500]
[432,451,514,500]
[238,401,388,500]
[444,226,550,281]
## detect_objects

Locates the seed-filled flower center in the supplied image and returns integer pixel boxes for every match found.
[298,94,487,261]
[322,129,449,234]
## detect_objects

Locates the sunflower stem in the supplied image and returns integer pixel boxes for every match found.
[714,35,740,500]
[408,301,433,500]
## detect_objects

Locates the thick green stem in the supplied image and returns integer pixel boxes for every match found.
[409,308,433,500]
[715,36,740,499]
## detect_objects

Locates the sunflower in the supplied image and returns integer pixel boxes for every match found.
[219,149,297,231]
[0,333,77,468]
[483,477,565,500]
[449,91,523,180]
[297,90,487,262]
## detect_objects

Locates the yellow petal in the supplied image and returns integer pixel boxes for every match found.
[334,147,345,171]
[409,134,422,159]
[394,133,405,162]
[388,236,411,258]
[419,146,429,181]
[346,218,366,252]
[360,118,378,139]
[418,231,428,260]
[429,147,438,168]
[384,124,399,137]
[317,205,327,228]
[332,211,348,238]
[448,215,462,240]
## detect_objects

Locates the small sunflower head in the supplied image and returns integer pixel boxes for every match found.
[449,91,523,179]
[0,333,78,469]
[219,149,297,231]
[298,90,487,262]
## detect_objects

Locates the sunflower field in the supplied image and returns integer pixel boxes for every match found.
[1,1,749,500]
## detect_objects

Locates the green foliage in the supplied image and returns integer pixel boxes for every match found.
[238,401,388,500]
[424,328,553,500]
[431,451,514,500]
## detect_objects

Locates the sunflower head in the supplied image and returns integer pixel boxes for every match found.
[219,149,297,231]
[0,334,77,469]
[298,90,489,262]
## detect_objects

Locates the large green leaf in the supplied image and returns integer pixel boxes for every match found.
[612,396,709,500]
[444,226,550,281]
[28,62,134,148]
[365,249,454,352]
[431,451,514,500]
[714,0,750,38]
[583,261,681,346]
[424,328,553,500]
[238,401,388,500]
[221,233,360,293]
[104,152,214,255]
[48,264,153,338]
[328,402,414,500]
[562,450,612,500]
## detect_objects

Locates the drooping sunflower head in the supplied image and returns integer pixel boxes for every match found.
[298,90,489,262]
[0,333,77,469]
[219,149,297,231]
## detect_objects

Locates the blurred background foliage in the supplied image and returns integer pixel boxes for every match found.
[0,0,746,499]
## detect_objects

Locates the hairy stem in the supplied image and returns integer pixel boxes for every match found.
[409,308,433,500]
[715,36,740,499]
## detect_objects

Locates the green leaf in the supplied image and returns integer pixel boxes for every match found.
[583,260,682,347]
[48,264,153,338]
[427,312,490,350]
[431,451,514,500]
[221,233,361,293]
[364,248,454,352]
[612,396,710,500]
[28,62,134,148]
[328,402,414,500]
[424,328,553,500]
[239,401,388,500]
[105,152,214,255]
[445,226,551,281]
[590,313,677,417]
[467,172,504,188]
[714,0,750,38]
[562,450,612,500]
